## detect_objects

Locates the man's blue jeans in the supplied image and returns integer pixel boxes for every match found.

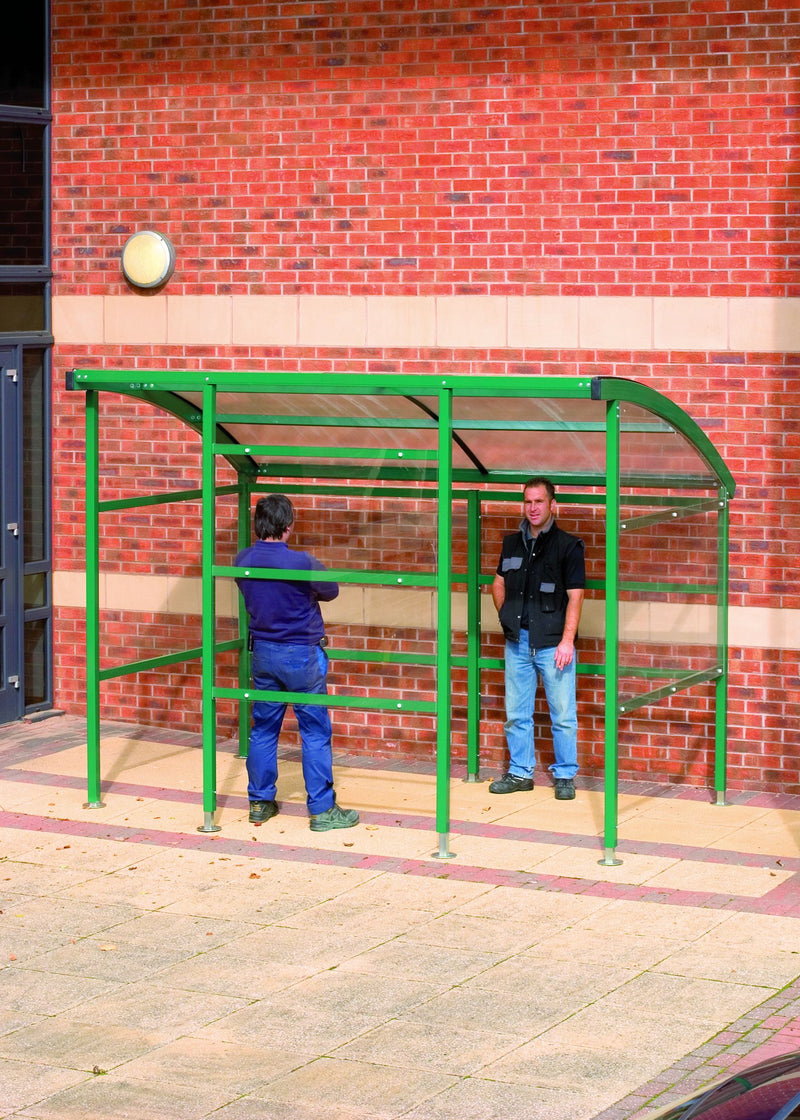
[247,639,335,815]
[503,630,579,780]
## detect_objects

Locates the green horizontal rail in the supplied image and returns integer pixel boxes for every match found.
[222,564,712,597]
[618,666,724,714]
[70,369,598,397]
[453,420,665,433]
[466,658,701,678]
[325,650,710,683]
[328,648,436,665]
[215,443,437,461]
[252,482,438,499]
[99,484,240,513]
[214,686,436,713]
[249,461,720,490]
[99,639,243,681]
[215,564,437,588]
[216,414,438,428]
[618,580,718,594]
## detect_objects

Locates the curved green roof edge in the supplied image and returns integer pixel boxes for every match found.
[591,376,736,498]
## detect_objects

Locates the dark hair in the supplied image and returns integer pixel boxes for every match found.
[254,494,294,540]
[522,476,556,502]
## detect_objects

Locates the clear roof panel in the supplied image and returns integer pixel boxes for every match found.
[175,387,721,487]
[618,401,719,488]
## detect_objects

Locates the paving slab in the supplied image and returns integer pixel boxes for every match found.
[2,713,800,1120]
[251,1054,457,1118]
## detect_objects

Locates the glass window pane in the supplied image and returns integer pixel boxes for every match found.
[23,617,47,706]
[24,573,46,609]
[22,350,46,563]
[0,123,45,266]
[0,286,45,332]
[1,8,46,108]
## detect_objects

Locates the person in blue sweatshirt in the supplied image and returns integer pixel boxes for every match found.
[235,494,359,832]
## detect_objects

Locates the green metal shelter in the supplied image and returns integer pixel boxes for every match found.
[69,369,735,864]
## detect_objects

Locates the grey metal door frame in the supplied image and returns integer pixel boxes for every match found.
[0,346,23,722]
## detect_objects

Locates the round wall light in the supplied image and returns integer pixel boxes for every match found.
[121,230,176,289]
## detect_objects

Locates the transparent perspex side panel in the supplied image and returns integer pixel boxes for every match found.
[618,401,719,488]
[218,468,441,711]
[617,485,722,694]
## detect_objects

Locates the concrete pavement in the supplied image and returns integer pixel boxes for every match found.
[0,713,799,1120]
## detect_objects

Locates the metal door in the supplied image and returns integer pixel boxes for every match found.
[0,348,22,722]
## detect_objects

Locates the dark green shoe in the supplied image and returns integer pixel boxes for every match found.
[489,772,534,794]
[553,778,576,801]
[249,799,278,824]
[309,804,359,832]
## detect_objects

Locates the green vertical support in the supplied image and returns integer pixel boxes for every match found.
[433,386,455,858]
[465,489,482,780]
[198,381,221,833]
[600,400,622,866]
[83,389,104,808]
[237,479,252,759]
[714,486,730,806]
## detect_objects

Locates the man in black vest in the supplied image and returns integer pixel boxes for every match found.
[489,477,585,800]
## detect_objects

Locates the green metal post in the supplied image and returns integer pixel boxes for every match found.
[198,381,221,833]
[84,389,104,808]
[714,487,730,806]
[600,400,622,866]
[465,489,482,780]
[433,387,455,858]
[237,479,252,759]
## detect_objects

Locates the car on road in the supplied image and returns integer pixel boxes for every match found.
[642,1051,800,1119]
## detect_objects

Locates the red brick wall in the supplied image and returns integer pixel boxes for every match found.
[52,0,799,297]
[50,1,800,791]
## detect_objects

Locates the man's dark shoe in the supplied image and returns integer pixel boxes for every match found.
[554,778,576,801]
[488,772,534,794]
[309,804,359,832]
[249,799,278,824]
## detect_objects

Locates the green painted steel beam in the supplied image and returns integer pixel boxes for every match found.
[237,481,253,760]
[715,489,731,801]
[618,666,724,715]
[327,649,437,665]
[217,443,437,461]
[603,400,621,863]
[251,482,439,499]
[98,639,243,681]
[200,383,219,829]
[215,564,438,588]
[466,490,482,779]
[98,484,240,512]
[216,414,438,428]
[84,390,102,807]
[435,388,455,856]
[69,368,597,398]
[618,580,718,594]
[247,461,719,489]
[213,687,436,713]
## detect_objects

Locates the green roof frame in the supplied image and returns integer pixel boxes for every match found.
[69,368,735,864]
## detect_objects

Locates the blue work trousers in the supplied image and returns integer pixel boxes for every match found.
[247,639,335,815]
[503,630,579,780]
